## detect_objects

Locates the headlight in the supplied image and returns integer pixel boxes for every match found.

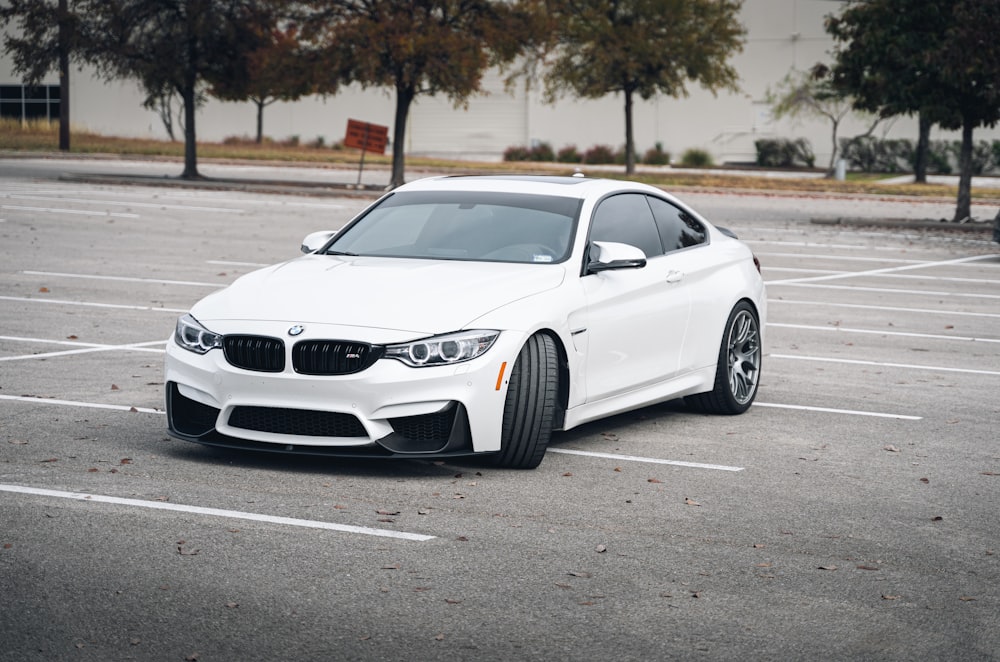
[174,314,222,354]
[385,330,499,367]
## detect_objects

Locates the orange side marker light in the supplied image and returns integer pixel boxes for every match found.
[495,362,508,391]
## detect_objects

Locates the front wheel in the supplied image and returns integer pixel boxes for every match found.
[687,301,761,415]
[492,333,559,469]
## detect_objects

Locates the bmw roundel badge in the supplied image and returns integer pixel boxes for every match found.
[288,325,305,336]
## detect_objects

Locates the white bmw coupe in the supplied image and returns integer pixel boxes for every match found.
[165,175,764,468]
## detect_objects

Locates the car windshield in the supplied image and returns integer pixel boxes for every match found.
[325,191,583,264]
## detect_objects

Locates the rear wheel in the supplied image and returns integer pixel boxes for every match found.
[492,333,559,469]
[687,301,761,415]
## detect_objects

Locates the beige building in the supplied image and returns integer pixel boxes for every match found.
[2,0,995,167]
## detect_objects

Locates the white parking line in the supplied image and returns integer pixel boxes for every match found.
[0,295,186,313]
[768,299,1000,320]
[754,402,921,420]
[756,252,928,265]
[765,254,994,286]
[769,353,1000,376]
[768,322,1000,344]
[768,282,1000,300]
[1,204,139,219]
[0,394,162,413]
[21,270,223,288]
[766,266,1000,285]
[0,336,165,361]
[549,448,743,471]
[749,240,911,252]
[208,260,269,268]
[1,193,243,214]
[0,485,436,542]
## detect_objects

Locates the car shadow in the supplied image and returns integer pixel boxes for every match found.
[153,397,697,475]
[549,397,693,449]
[159,440,468,479]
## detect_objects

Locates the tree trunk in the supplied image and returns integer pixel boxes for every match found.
[181,83,200,179]
[624,86,635,175]
[179,11,200,180]
[826,117,840,176]
[255,99,264,144]
[57,0,70,151]
[914,111,930,184]
[390,83,414,189]
[953,117,974,222]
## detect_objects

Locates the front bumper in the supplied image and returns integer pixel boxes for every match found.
[164,328,523,458]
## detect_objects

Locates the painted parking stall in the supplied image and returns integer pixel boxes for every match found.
[2,163,999,661]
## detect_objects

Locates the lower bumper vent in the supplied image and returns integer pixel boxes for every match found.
[228,406,367,438]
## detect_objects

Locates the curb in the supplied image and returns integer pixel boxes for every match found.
[55,171,1000,239]
[810,217,995,234]
[58,172,387,199]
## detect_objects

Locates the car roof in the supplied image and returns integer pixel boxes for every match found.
[395,174,673,200]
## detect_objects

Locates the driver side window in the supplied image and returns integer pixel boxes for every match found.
[589,194,663,258]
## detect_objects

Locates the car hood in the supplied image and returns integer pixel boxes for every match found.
[191,254,567,335]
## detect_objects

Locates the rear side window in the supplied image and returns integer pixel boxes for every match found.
[589,193,663,258]
[647,196,707,252]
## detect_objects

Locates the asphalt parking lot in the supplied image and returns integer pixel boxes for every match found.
[1,161,998,661]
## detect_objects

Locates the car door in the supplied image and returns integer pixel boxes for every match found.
[646,195,718,375]
[575,193,693,403]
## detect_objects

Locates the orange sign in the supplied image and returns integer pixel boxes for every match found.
[344,119,389,154]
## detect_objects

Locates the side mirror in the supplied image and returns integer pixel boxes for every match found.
[586,241,647,273]
[301,230,337,253]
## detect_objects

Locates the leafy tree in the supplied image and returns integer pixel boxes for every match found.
[303,0,537,189]
[827,0,1000,221]
[0,0,80,150]
[77,0,275,179]
[210,23,317,144]
[766,66,879,175]
[540,0,745,175]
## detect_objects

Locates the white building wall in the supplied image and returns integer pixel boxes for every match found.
[4,0,997,167]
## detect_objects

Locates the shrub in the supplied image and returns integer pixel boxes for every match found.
[965,140,996,175]
[503,145,531,161]
[613,145,641,166]
[642,142,670,165]
[309,135,326,149]
[839,137,984,175]
[529,141,555,162]
[926,141,952,174]
[991,140,1000,173]
[679,148,713,168]
[222,134,254,146]
[503,142,555,162]
[839,136,908,173]
[755,138,814,168]
[557,145,582,163]
[582,144,616,164]
[902,140,952,174]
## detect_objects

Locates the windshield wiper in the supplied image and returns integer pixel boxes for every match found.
[324,249,358,256]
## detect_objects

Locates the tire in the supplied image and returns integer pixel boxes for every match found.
[492,333,559,469]
[687,301,761,415]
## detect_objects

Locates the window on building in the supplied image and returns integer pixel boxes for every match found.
[0,84,61,122]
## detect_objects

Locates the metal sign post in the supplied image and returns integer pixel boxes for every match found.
[344,119,389,189]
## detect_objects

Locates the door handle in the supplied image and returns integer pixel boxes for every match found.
[666,270,684,283]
